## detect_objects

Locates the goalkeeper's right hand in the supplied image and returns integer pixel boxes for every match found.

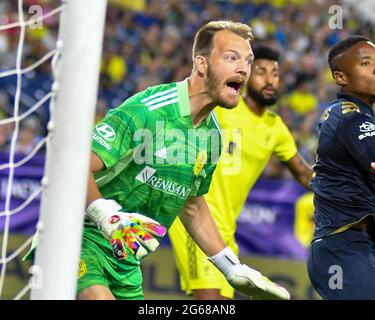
[209,247,291,300]
[86,199,167,260]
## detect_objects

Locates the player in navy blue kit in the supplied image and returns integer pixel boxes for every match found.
[308,35,375,300]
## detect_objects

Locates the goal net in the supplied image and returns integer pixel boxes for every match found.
[0,0,107,299]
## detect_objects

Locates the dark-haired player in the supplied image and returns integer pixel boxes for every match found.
[169,45,312,300]
[308,35,375,300]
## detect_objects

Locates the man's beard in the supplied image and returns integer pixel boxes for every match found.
[247,85,278,107]
[205,64,236,108]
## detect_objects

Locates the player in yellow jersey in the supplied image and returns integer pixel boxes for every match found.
[169,45,313,300]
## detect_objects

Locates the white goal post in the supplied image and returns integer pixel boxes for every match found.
[30,0,108,299]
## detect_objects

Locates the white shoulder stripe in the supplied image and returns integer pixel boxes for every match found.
[148,98,179,111]
[144,92,178,106]
[141,87,177,103]
[211,110,223,138]
[211,110,221,129]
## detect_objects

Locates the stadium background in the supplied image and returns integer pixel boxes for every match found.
[0,0,374,299]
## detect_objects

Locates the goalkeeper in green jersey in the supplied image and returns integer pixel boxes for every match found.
[27,21,291,300]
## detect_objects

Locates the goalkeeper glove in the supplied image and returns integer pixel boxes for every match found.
[209,247,291,300]
[86,199,167,260]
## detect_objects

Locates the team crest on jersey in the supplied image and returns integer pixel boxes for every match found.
[194,150,207,175]
[78,259,87,278]
[227,141,237,155]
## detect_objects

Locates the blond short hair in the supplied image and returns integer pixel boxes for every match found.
[192,20,253,61]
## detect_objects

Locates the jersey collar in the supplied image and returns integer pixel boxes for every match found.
[336,92,374,116]
[176,78,212,126]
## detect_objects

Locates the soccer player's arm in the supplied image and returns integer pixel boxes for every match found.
[87,152,105,205]
[178,154,226,256]
[337,112,375,190]
[179,195,226,256]
[87,108,133,205]
[179,195,290,299]
[285,154,313,190]
[179,163,290,299]
[274,118,313,189]
[86,108,166,259]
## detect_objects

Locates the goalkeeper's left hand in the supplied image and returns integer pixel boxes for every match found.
[209,247,291,300]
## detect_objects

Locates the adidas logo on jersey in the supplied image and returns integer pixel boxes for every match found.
[155,147,167,159]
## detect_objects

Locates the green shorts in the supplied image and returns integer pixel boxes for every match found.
[24,226,144,300]
[77,233,144,300]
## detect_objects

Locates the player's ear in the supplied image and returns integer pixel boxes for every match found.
[194,55,208,76]
[333,70,347,86]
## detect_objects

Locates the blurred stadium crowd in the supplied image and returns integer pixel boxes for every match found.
[0,0,374,178]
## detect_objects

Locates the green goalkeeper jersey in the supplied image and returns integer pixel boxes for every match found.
[85,78,222,262]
